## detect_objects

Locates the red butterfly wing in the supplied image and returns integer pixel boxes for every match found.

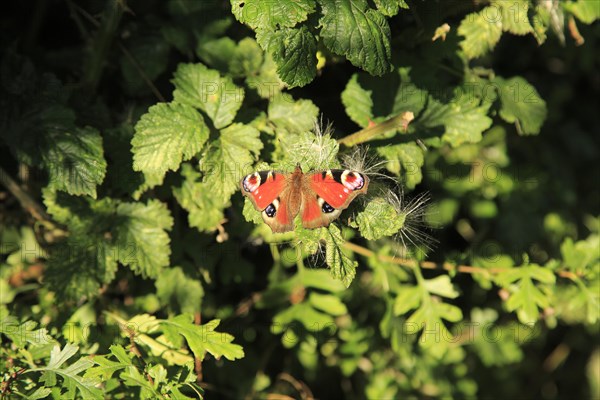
[241,170,297,233]
[241,171,286,210]
[301,169,368,229]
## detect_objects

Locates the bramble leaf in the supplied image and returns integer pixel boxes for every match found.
[268,94,319,134]
[44,127,107,198]
[173,63,244,128]
[320,0,392,76]
[458,8,503,59]
[132,102,209,179]
[326,224,357,287]
[231,0,316,30]
[493,76,547,135]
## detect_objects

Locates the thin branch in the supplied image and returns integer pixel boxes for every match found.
[342,241,582,280]
[0,166,56,229]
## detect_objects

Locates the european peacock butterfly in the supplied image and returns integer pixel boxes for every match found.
[241,165,369,233]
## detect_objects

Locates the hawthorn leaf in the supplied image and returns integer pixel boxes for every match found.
[161,315,244,361]
[156,266,204,314]
[376,142,424,188]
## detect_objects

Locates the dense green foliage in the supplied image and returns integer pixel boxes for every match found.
[1,0,599,398]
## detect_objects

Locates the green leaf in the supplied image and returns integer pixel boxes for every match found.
[320,0,392,75]
[29,343,103,400]
[85,345,133,381]
[132,102,209,179]
[494,76,547,135]
[308,292,348,316]
[45,126,107,198]
[342,70,427,128]
[493,0,534,35]
[418,97,493,147]
[258,26,317,88]
[341,74,374,127]
[564,0,600,24]
[393,286,422,315]
[458,8,503,59]
[114,200,174,278]
[200,123,263,200]
[268,93,319,134]
[560,235,600,275]
[354,197,405,240]
[231,0,316,30]
[325,224,357,287]
[173,63,244,128]
[373,0,408,17]
[173,164,225,232]
[423,275,460,299]
[229,37,263,78]
[376,142,425,189]
[156,266,204,314]
[496,264,556,324]
[161,316,244,361]
[0,315,53,348]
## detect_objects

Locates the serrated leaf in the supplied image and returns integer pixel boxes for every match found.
[341,74,374,127]
[231,0,316,29]
[355,198,405,240]
[373,0,408,17]
[458,8,503,59]
[325,224,357,287]
[114,200,173,278]
[44,126,107,198]
[174,164,226,232]
[494,76,547,135]
[342,70,428,128]
[132,102,209,178]
[418,97,493,147]
[173,63,244,128]
[496,0,534,35]
[376,142,425,188]
[256,25,318,88]
[0,315,53,348]
[229,37,263,78]
[564,0,600,24]
[161,315,244,361]
[320,0,392,75]
[156,266,204,314]
[278,130,340,171]
[84,345,133,381]
[268,93,319,134]
[200,123,263,201]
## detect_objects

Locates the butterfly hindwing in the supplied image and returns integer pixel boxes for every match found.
[241,171,295,233]
[301,169,369,229]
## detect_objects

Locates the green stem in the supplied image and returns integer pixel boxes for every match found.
[337,113,410,147]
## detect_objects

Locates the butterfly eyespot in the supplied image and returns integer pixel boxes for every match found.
[322,201,335,214]
[242,172,262,192]
[264,203,276,218]
[341,170,365,191]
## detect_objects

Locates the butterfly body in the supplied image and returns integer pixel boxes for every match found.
[241,166,368,233]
